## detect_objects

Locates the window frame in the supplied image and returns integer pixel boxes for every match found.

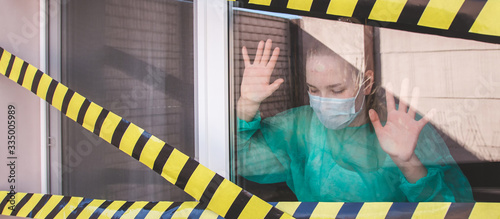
[194,0,232,179]
[47,0,63,195]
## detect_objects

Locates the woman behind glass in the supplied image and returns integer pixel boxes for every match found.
[236,39,474,202]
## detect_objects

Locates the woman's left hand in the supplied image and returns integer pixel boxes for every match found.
[368,79,434,162]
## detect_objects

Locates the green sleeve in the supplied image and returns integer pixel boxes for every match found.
[399,124,474,202]
[236,112,291,184]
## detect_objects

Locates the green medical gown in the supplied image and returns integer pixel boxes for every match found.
[237,106,474,202]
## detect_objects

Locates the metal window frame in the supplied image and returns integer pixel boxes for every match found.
[47,0,63,194]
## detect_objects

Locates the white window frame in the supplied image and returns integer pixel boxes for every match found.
[194,0,231,179]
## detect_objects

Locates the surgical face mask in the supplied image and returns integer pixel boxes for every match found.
[308,87,364,130]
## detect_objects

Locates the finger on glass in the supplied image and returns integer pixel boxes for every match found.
[399,78,409,113]
[408,86,420,118]
[261,39,273,64]
[266,47,280,70]
[385,82,396,112]
[242,46,250,67]
[419,108,436,127]
[253,40,265,65]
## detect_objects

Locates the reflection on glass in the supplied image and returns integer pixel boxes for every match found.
[231,8,500,202]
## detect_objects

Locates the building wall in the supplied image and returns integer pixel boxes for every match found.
[376,27,500,163]
[376,27,500,201]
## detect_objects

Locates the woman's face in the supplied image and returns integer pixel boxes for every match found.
[306,55,359,99]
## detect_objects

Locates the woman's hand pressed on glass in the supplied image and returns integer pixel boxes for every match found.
[369,79,434,183]
[238,39,283,121]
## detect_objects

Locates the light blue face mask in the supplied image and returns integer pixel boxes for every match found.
[308,87,364,130]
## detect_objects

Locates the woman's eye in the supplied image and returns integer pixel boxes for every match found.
[332,89,345,94]
[309,88,319,94]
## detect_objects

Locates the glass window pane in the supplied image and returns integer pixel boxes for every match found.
[61,0,194,201]
[230,7,500,202]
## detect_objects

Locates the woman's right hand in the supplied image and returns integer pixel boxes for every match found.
[238,39,283,121]
[240,39,283,104]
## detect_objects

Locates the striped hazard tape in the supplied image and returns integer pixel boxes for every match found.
[2,48,499,219]
[1,2,500,216]
[2,192,500,218]
[230,0,500,44]
[0,192,221,219]
[0,47,292,219]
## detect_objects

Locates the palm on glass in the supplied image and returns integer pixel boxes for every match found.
[369,79,435,163]
[240,39,283,104]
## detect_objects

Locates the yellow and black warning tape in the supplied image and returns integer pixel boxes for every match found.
[0,47,292,219]
[0,192,218,219]
[2,1,500,215]
[231,0,500,44]
[2,192,500,218]
[2,47,500,219]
